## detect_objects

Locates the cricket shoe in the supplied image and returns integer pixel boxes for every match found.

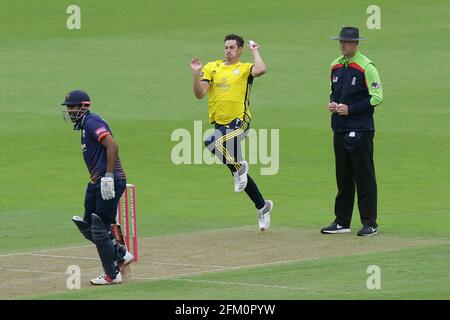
[357,226,378,237]
[233,160,248,192]
[117,251,134,271]
[320,222,351,234]
[258,200,273,232]
[90,272,122,285]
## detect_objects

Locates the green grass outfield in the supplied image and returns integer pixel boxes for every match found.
[1,0,449,299]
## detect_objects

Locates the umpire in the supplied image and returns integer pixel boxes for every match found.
[321,27,383,236]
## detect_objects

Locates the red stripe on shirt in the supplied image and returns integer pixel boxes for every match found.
[98,132,111,142]
[331,64,344,71]
[348,62,365,73]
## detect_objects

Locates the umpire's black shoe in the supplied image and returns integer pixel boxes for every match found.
[320,222,351,234]
[357,226,378,236]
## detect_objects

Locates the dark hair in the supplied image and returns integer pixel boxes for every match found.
[224,34,244,48]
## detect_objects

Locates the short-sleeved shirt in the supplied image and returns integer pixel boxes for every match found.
[201,60,254,125]
[80,112,126,183]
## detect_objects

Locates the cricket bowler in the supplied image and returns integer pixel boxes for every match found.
[61,89,133,285]
[190,34,273,231]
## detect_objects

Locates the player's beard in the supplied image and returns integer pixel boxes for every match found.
[62,106,88,123]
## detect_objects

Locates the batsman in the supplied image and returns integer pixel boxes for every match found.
[61,90,133,285]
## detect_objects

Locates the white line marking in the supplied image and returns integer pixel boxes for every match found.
[171,278,305,290]
[0,244,95,258]
[24,254,98,261]
[0,268,68,276]
[131,257,319,281]
[146,257,319,270]
[143,261,232,269]
[0,267,100,279]
[19,253,319,270]
[0,256,318,293]
[230,257,320,269]
[21,253,231,269]
[0,266,305,291]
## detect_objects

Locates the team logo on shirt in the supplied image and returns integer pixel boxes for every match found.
[233,69,240,75]
[95,127,107,136]
[371,82,381,89]
[351,77,357,86]
[216,77,231,90]
[332,76,338,83]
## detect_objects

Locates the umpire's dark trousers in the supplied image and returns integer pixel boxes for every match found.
[333,131,377,227]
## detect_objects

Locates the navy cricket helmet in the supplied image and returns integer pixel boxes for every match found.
[61,89,91,106]
[61,89,91,126]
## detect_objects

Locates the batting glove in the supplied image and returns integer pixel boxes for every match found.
[100,173,115,200]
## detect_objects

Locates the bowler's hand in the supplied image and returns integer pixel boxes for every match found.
[328,102,338,113]
[336,103,349,116]
[190,58,203,73]
[100,175,115,200]
[247,40,260,52]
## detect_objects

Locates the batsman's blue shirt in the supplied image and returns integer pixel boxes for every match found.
[80,112,126,183]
